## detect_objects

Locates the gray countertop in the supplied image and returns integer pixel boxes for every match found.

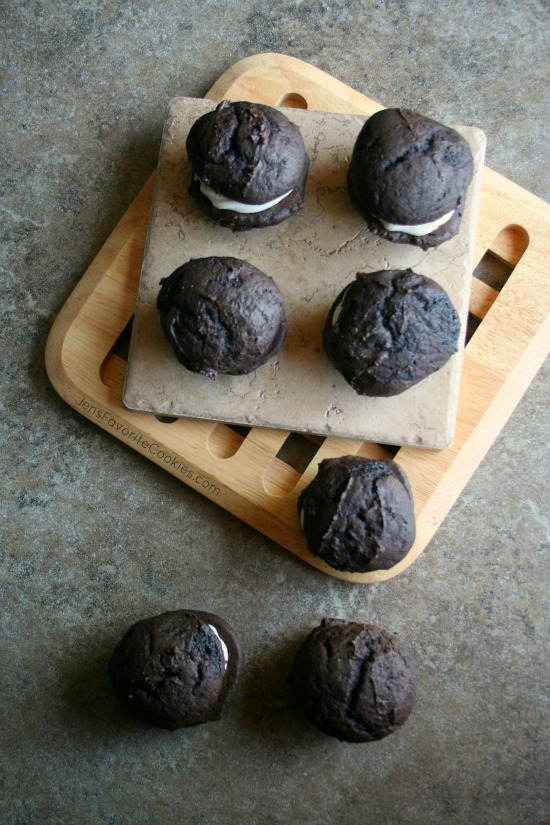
[2,2,549,824]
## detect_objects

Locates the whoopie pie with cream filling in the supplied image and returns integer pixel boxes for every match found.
[347,108,474,248]
[109,610,243,730]
[186,100,309,231]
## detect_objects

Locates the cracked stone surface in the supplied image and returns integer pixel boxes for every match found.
[2,2,549,824]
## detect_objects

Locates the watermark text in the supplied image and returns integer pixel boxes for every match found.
[75,396,220,496]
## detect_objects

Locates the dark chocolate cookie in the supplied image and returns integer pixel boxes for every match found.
[292,618,416,742]
[186,100,309,230]
[323,269,461,397]
[109,610,243,730]
[298,456,415,573]
[157,256,287,378]
[347,108,474,248]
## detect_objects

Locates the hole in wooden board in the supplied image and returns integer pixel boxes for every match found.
[356,442,400,460]
[155,415,179,424]
[111,316,134,360]
[277,93,308,109]
[473,250,514,294]
[466,225,529,344]
[263,432,323,496]
[207,423,251,459]
[375,443,400,458]
[465,312,482,344]
[100,316,133,386]
[489,223,529,268]
[468,224,529,336]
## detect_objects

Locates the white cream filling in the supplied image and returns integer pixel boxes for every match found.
[377,209,455,237]
[331,299,344,328]
[331,286,351,328]
[198,177,292,214]
[208,624,229,669]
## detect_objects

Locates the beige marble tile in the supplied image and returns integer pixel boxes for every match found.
[124,97,485,448]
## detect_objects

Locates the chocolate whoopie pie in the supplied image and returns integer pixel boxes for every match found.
[347,107,474,248]
[292,618,416,742]
[109,610,243,730]
[298,456,416,573]
[323,268,461,397]
[186,100,309,230]
[157,256,287,378]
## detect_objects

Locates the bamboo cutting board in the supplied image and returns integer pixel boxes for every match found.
[45,53,550,583]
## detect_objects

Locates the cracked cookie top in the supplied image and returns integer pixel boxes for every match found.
[323,269,461,397]
[347,107,474,224]
[291,618,416,742]
[157,256,287,378]
[297,456,416,573]
[109,609,243,730]
[185,100,309,230]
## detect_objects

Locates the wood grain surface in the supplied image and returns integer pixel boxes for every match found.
[45,53,550,583]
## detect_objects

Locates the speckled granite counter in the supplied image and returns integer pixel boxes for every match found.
[2,3,549,824]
